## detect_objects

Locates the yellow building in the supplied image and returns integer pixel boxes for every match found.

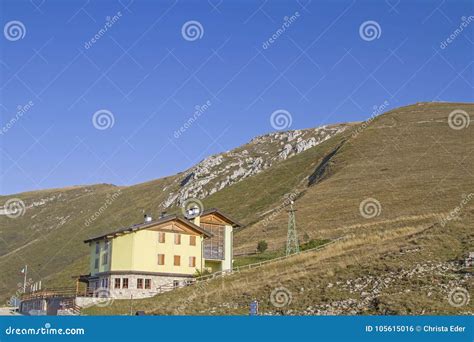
[82,209,240,299]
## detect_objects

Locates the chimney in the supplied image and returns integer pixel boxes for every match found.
[144,214,152,223]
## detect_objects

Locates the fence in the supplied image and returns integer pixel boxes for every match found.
[155,236,347,293]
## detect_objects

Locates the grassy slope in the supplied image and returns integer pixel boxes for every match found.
[0,125,349,301]
[0,177,179,302]
[84,102,473,315]
[235,102,474,251]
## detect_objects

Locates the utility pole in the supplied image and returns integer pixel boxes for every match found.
[22,265,28,293]
[286,201,300,256]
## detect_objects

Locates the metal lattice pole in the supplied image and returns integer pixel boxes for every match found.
[286,201,300,256]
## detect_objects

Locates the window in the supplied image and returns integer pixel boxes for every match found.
[101,278,109,288]
[122,278,128,289]
[189,256,196,267]
[137,278,143,289]
[174,255,181,266]
[173,280,180,288]
[95,242,100,254]
[189,235,196,246]
[157,254,165,265]
[114,278,121,289]
[145,279,151,289]
[174,233,181,245]
[102,253,108,265]
[158,232,166,243]
[94,258,99,268]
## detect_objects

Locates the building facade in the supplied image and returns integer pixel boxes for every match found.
[82,209,240,299]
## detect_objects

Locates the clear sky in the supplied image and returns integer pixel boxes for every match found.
[0,0,473,195]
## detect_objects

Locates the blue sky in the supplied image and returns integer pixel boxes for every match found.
[0,0,473,195]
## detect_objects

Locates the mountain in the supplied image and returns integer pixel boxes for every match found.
[83,101,473,315]
[1,102,472,315]
[0,123,350,302]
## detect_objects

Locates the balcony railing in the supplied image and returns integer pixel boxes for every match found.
[203,246,224,260]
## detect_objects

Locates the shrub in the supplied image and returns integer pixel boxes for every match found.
[257,240,268,253]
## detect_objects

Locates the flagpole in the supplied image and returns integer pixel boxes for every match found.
[23,265,27,293]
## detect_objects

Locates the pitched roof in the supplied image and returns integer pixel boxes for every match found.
[199,208,243,228]
[84,215,212,243]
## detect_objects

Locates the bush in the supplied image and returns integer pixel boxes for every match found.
[257,240,268,253]
[300,239,331,251]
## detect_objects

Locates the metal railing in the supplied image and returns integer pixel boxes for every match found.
[20,287,78,301]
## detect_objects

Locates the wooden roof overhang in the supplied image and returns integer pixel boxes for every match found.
[84,215,212,244]
[199,208,243,228]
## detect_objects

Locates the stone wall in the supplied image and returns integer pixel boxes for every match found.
[95,273,193,300]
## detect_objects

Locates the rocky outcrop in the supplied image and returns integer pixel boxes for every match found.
[161,124,348,208]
